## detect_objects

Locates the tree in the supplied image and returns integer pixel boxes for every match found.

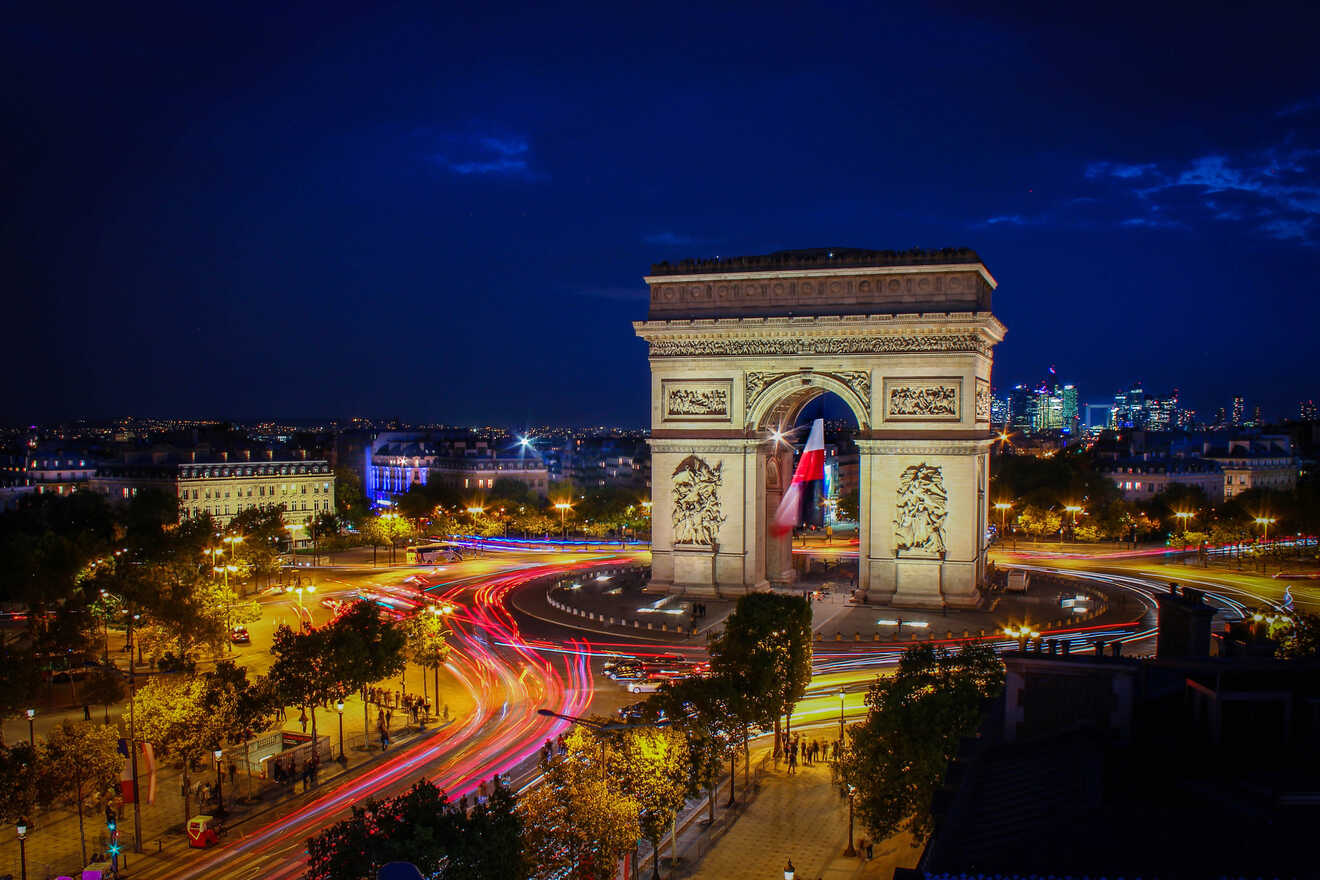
[0,742,39,824]
[838,643,1004,844]
[835,489,860,522]
[39,719,122,865]
[403,608,451,705]
[310,511,339,564]
[709,592,813,767]
[519,726,641,880]
[1277,612,1320,660]
[270,602,405,750]
[307,778,525,880]
[136,662,272,822]
[611,725,690,879]
[654,672,741,823]
[83,665,126,723]
[228,506,287,590]
[1016,504,1062,540]
[333,468,371,526]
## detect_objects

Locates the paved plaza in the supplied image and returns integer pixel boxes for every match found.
[684,756,920,880]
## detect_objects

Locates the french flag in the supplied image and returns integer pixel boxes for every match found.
[771,418,826,537]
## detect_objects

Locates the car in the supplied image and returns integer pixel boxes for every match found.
[625,679,662,694]
[229,626,251,644]
[617,701,667,724]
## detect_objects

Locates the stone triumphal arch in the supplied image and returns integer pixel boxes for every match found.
[634,248,1005,608]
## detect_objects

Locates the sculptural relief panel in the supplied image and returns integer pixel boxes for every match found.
[671,455,725,546]
[883,378,962,421]
[975,378,991,423]
[662,379,733,423]
[894,463,948,556]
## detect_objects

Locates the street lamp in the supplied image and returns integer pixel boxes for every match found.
[1173,511,1195,551]
[993,502,1012,544]
[17,818,27,880]
[838,689,846,742]
[1255,516,1276,542]
[25,708,34,747]
[1063,505,1084,542]
[554,502,572,538]
[842,784,857,857]
[335,699,346,762]
[213,748,226,815]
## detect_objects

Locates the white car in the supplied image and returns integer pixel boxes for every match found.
[626,679,662,694]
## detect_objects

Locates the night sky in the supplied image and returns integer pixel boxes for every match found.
[4,2,1318,427]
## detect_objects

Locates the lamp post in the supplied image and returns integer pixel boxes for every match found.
[843,785,857,857]
[1255,516,1276,572]
[1063,505,1083,542]
[335,699,345,762]
[993,502,1012,545]
[554,502,572,539]
[213,748,226,815]
[838,689,846,742]
[25,708,34,747]
[294,585,316,628]
[17,819,27,880]
[1174,511,1194,552]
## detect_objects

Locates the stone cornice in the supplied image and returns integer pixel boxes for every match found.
[644,261,998,289]
[856,439,994,456]
[633,314,1005,358]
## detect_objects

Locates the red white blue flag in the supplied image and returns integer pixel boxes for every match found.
[771,418,825,536]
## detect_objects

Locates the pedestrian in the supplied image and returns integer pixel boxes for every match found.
[866,840,874,860]
[787,743,797,775]
[443,703,449,722]
[858,838,869,861]
[83,704,91,721]
[298,708,308,733]
[385,708,393,730]
[228,761,237,788]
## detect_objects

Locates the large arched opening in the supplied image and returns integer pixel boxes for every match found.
[749,375,865,588]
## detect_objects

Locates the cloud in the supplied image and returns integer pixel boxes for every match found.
[429,131,544,180]
[1277,96,1320,118]
[1086,161,1157,180]
[1085,145,1320,244]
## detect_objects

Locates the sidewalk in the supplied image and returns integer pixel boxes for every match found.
[681,758,921,880]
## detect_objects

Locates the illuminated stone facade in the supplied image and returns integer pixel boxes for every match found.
[635,248,1005,607]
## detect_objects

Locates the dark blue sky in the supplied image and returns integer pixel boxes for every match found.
[3,2,1318,426]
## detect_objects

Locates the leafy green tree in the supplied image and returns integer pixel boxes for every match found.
[403,608,451,705]
[137,661,273,821]
[333,467,371,526]
[519,726,641,880]
[0,491,116,613]
[612,725,689,879]
[654,673,741,823]
[307,778,525,880]
[835,489,860,522]
[228,505,287,589]
[1277,612,1320,660]
[83,664,126,723]
[0,742,39,824]
[838,643,1004,844]
[0,641,43,734]
[1016,504,1062,539]
[709,592,813,766]
[39,719,122,865]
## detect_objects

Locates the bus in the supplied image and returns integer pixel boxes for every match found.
[405,544,458,565]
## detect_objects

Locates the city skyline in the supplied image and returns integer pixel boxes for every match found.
[3,3,1319,424]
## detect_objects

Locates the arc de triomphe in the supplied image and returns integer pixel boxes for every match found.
[634,248,1005,609]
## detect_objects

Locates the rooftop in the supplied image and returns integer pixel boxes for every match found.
[648,246,983,276]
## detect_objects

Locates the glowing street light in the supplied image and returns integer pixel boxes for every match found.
[466,506,485,515]
[554,501,572,537]
[213,748,226,815]
[993,501,1012,541]
[1255,516,1276,541]
[335,699,346,761]
[1063,505,1084,541]
[25,708,35,747]
[17,818,28,880]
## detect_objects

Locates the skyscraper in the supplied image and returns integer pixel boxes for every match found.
[1232,396,1245,427]
[1008,384,1035,434]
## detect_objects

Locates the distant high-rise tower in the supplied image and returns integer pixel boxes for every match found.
[1300,400,1317,422]
[1232,396,1245,427]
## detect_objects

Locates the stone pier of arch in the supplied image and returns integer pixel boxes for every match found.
[634,248,1005,610]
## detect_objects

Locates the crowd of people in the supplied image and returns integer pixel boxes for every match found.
[782,732,836,774]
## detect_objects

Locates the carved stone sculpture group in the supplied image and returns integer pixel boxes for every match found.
[671,455,725,546]
[888,383,958,417]
[894,463,948,556]
[666,386,729,416]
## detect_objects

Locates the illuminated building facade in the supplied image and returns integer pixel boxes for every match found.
[366,431,548,503]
